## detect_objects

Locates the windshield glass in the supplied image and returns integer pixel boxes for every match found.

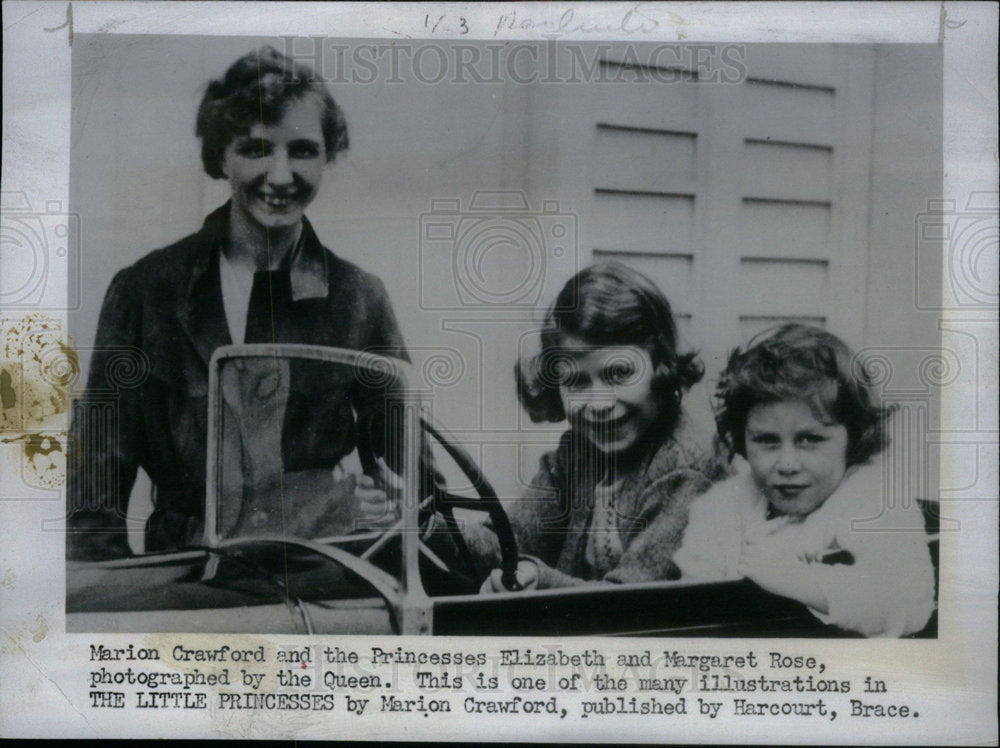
[211,349,406,544]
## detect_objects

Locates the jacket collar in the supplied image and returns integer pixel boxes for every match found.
[192,202,330,297]
[286,217,330,301]
[178,203,331,366]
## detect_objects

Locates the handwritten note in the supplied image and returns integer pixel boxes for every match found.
[495,5,662,37]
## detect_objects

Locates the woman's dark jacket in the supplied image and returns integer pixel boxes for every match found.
[67,204,407,560]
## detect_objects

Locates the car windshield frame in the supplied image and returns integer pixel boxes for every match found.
[203,344,426,629]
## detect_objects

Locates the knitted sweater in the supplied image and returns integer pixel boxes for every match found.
[470,416,728,589]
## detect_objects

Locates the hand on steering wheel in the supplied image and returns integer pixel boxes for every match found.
[420,416,522,591]
[479,559,539,594]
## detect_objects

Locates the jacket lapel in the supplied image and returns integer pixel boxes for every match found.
[269,217,331,346]
[177,205,231,368]
[289,217,329,301]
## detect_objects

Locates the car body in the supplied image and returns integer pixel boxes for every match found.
[66,345,937,637]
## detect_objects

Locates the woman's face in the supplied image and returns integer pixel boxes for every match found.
[221,95,326,231]
[556,336,660,458]
[744,397,849,517]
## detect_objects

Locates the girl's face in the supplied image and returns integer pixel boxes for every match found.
[744,397,849,517]
[556,336,660,458]
[221,95,326,232]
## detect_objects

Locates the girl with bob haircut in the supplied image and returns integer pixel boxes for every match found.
[68,47,404,559]
[675,324,936,637]
[479,262,727,592]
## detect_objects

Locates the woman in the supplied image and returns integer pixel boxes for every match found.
[67,47,406,559]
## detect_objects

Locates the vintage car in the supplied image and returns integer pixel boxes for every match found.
[66,345,938,637]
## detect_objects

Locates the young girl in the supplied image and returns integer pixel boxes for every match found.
[675,324,936,637]
[479,262,727,592]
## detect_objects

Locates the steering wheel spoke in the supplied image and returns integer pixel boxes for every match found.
[359,519,404,561]
[420,416,521,591]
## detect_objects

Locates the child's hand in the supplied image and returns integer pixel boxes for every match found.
[738,518,794,589]
[479,559,539,594]
[743,516,793,545]
[738,521,828,613]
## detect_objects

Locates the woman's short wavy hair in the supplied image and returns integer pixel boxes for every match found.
[715,323,889,467]
[196,46,349,179]
[516,261,703,434]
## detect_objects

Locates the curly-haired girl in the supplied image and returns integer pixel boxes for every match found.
[675,324,936,636]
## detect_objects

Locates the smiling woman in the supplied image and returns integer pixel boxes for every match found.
[222,96,327,233]
[66,47,408,560]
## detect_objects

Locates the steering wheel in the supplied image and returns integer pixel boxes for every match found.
[420,417,523,591]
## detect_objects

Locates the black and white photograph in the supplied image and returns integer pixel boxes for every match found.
[62,33,945,639]
[1,2,996,742]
